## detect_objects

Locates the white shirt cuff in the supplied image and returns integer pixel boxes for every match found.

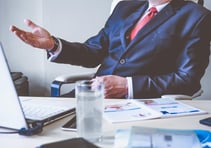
[126,77,133,99]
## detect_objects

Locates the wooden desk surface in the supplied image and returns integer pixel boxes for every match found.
[0,97,211,148]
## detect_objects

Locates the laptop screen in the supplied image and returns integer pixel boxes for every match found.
[0,42,28,130]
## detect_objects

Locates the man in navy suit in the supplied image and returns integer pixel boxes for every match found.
[10,0,211,99]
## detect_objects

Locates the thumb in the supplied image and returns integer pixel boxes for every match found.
[24,19,39,29]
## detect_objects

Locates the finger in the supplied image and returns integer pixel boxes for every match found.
[9,25,16,32]
[13,30,36,47]
[103,86,113,97]
[10,25,25,34]
[14,31,29,43]
[13,31,28,44]
[95,76,105,83]
[24,19,40,29]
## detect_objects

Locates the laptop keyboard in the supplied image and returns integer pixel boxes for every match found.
[22,102,70,121]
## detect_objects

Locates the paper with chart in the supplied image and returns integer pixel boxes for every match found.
[104,100,162,123]
[135,98,207,118]
[104,98,207,123]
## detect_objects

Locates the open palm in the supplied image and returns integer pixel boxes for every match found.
[10,19,54,50]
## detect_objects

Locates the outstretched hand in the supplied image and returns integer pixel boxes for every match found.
[10,19,54,50]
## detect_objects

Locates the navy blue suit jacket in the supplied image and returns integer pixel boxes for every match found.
[54,0,211,98]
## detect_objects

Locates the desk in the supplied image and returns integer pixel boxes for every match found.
[0,97,211,148]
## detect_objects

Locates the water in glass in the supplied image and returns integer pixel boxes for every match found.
[76,81,104,142]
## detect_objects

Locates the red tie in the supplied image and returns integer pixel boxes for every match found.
[130,7,158,40]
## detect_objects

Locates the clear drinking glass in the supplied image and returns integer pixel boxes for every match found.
[75,80,104,142]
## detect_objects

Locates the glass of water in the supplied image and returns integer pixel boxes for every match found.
[75,80,104,142]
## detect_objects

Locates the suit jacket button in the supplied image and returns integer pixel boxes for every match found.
[120,59,126,64]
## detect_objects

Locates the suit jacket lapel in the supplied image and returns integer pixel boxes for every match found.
[120,2,148,50]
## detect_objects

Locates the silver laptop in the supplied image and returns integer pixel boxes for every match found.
[0,42,75,134]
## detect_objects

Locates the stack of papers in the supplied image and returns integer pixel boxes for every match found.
[104,98,207,123]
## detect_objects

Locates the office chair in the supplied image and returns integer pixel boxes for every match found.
[51,0,205,100]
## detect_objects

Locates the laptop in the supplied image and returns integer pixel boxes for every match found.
[0,42,75,134]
